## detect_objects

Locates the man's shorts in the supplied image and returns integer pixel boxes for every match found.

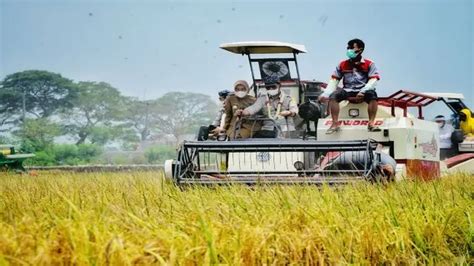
[329,89,378,104]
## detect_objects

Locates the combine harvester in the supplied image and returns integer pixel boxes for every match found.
[0,144,35,172]
[165,41,474,185]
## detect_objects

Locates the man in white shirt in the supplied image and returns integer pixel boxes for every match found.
[434,115,455,160]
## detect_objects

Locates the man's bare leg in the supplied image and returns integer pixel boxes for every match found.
[367,99,381,131]
[330,99,340,125]
[326,99,341,134]
[367,99,378,125]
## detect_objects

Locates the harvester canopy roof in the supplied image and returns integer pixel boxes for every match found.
[220,41,307,54]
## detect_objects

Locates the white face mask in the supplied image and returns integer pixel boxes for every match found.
[267,89,280,96]
[235,91,247,98]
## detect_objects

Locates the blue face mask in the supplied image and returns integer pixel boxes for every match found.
[346,49,358,59]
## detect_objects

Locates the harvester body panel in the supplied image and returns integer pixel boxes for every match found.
[317,103,440,179]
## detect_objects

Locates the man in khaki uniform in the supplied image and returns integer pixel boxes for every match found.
[240,76,298,138]
[223,80,260,139]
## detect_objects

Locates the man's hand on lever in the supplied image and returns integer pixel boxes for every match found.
[235,109,250,117]
[211,127,224,134]
[234,109,243,116]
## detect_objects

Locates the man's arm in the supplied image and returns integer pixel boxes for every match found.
[439,125,454,140]
[319,63,342,101]
[439,132,452,140]
[211,108,224,127]
[243,96,265,116]
[359,78,378,93]
[279,97,298,117]
[288,97,298,116]
[360,62,380,93]
[319,78,339,100]
[223,99,232,130]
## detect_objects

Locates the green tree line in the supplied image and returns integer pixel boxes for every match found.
[0,70,217,165]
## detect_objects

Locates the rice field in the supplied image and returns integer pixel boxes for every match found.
[0,171,473,265]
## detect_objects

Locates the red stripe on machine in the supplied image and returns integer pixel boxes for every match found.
[405,159,440,180]
[324,120,384,126]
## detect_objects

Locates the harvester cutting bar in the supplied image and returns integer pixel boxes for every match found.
[182,140,372,152]
[174,139,377,185]
[192,170,366,174]
[178,176,366,185]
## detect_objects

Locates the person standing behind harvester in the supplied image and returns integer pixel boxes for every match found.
[209,90,231,134]
[459,108,474,139]
[434,115,455,159]
[197,89,231,140]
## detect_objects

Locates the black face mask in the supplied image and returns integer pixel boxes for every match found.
[459,113,467,121]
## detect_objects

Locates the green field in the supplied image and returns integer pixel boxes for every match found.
[0,172,473,265]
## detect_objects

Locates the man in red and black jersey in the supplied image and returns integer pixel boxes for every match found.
[319,39,381,134]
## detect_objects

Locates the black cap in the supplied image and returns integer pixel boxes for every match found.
[263,75,280,87]
[218,89,231,98]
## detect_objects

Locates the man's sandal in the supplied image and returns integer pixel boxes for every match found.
[368,124,381,132]
[326,126,341,134]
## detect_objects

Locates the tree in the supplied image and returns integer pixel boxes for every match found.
[144,145,176,164]
[13,118,61,152]
[153,92,217,140]
[62,81,127,145]
[0,88,21,131]
[0,70,76,126]
[123,98,154,141]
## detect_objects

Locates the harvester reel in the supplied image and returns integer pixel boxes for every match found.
[172,139,380,185]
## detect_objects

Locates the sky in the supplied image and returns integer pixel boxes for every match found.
[1,0,473,118]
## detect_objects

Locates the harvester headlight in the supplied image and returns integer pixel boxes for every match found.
[349,108,359,118]
[294,161,304,171]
